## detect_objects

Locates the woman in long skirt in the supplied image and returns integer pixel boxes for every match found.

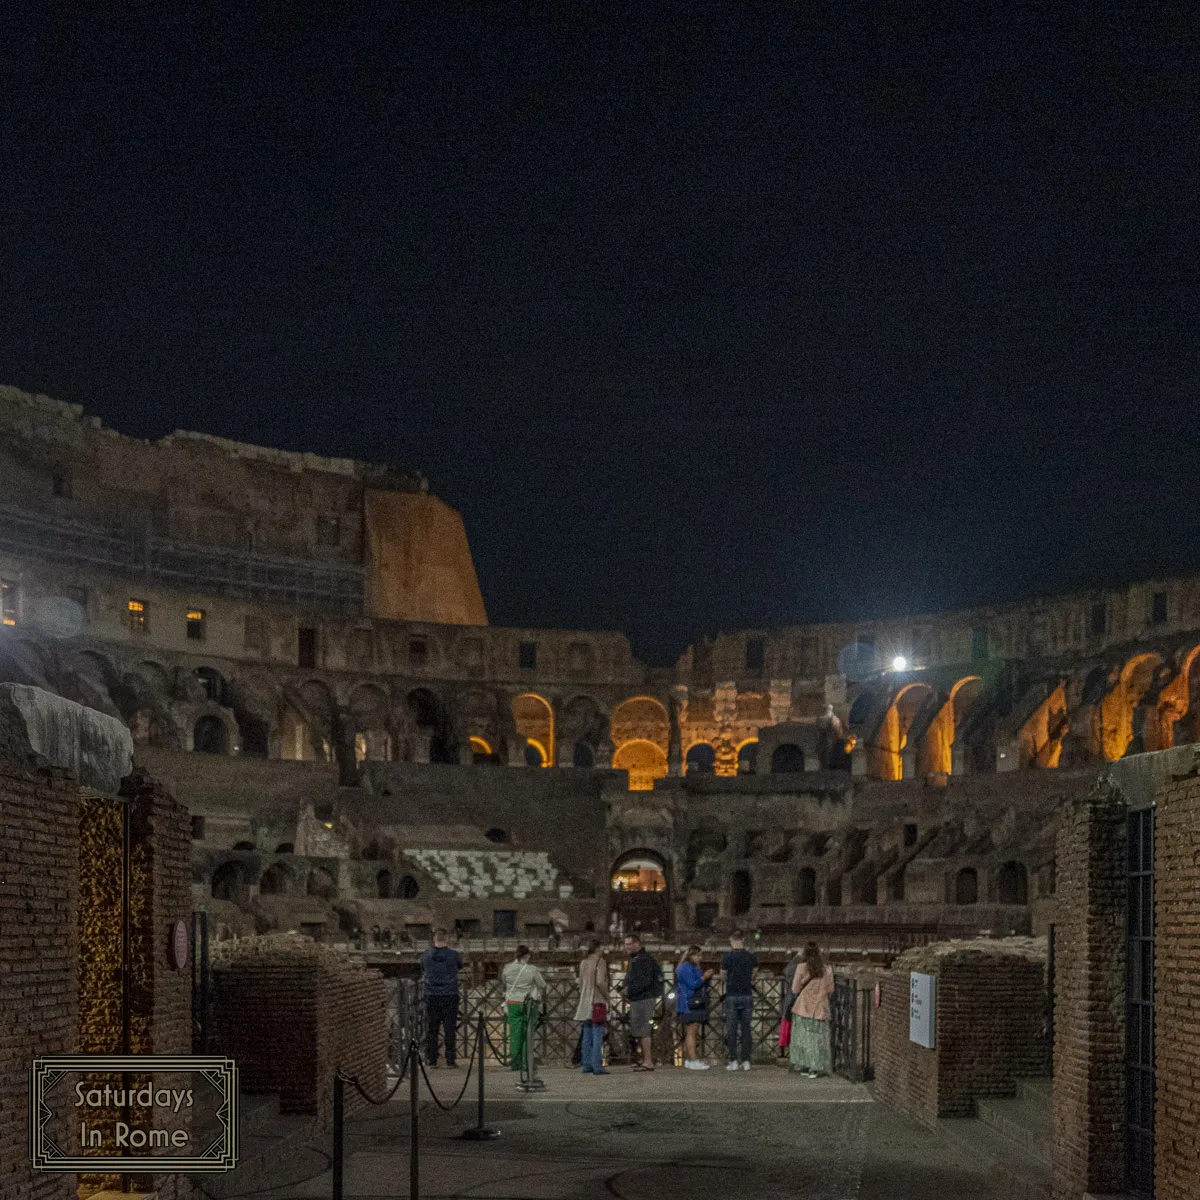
[789,941,834,1077]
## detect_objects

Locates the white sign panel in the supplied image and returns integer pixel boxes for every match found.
[909,972,936,1048]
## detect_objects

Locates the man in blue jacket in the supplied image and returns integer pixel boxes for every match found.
[421,929,465,1067]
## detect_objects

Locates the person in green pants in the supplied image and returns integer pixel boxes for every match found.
[503,945,547,1071]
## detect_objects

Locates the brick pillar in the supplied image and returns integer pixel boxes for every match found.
[1052,789,1126,1199]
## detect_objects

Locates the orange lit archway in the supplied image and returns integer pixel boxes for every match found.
[611,696,670,789]
[1099,654,1161,760]
[512,693,554,767]
[613,739,668,791]
[873,682,935,780]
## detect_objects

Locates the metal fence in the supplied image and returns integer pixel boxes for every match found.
[387,970,872,1076]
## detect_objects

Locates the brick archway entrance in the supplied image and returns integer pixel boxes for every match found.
[610,851,670,937]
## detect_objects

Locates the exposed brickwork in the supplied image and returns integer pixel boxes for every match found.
[1051,788,1126,1199]
[0,761,79,1200]
[874,938,1047,1128]
[1154,767,1200,1200]
[209,936,387,1128]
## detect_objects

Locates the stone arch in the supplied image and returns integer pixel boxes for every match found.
[560,694,607,762]
[954,867,978,905]
[1171,644,1200,745]
[193,666,228,705]
[524,740,547,767]
[612,739,668,791]
[610,849,670,936]
[874,682,937,780]
[133,659,172,698]
[211,860,248,905]
[685,742,715,775]
[306,867,337,900]
[572,740,595,768]
[736,738,759,774]
[61,649,121,716]
[1100,653,1161,760]
[281,679,336,762]
[470,735,499,765]
[349,683,391,762]
[610,696,670,759]
[997,861,1028,905]
[406,687,456,763]
[770,743,806,773]
[397,874,420,899]
[193,714,230,755]
[512,693,554,768]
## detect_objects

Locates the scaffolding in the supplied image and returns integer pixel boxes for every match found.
[0,503,364,608]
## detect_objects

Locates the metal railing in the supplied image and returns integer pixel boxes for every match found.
[831,974,873,1082]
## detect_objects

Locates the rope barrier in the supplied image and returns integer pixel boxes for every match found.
[337,1040,414,1106]
[417,1020,479,1111]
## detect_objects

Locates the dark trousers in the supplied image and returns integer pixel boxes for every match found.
[726,993,753,1063]
[425,995,459,1065]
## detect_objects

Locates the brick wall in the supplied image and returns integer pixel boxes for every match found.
[874,938,1047,1128]
[0,762,79,1200]
[209,936,387,1128]
[1051,788,1126,1199]
[1154,767,1200,1200]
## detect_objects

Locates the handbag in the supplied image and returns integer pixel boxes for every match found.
[591,1002,607,1025]
[687,984,709,1012]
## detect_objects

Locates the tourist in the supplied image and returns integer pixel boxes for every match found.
[572,937,609,1075]
[675,945,713,1070]
[623,934,663,1071]
[502,945,547,1072]
[779,946,802,1055]
[420,928,464,1068]
[721,930,758,1070]
[789,941,835,1077]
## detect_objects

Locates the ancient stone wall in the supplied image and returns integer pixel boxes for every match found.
[0,760,79,1200]
[1051,789,1126,1199]
[209,936,387,1126]
[1153,766,1200,1200]
[873,939,1047,1128]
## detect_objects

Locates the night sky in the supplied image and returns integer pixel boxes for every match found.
[2,3,1199,665]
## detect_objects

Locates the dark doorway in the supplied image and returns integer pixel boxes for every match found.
[955,867,978,905]
[686,743,715,775]
[1126,807,1155,1195]
[193,715,229,754]
[611,852,670,936]
[730,869,752,916]
[770,744,805,773]
[997,861,1028,905]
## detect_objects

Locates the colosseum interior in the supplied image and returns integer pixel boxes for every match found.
[2,383,1198,949]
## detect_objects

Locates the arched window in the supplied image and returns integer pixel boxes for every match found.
[572,740,595,768]
[737,741,758,774]
[194,666,226,704]
[997,861,1028,905]
[524,741,545,767]
[259,864,289,896]
[770,744,805,773]
[397,874,420,899]
[796,867,816,906]
[955,867,978,905]
[685,743,715,775]
[376,869,392,899]
[194,715,229,755]
[211,861,245,904]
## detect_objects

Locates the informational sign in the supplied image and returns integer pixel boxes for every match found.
[170,919,189,970]
[30,1056,238,1173]
[909,972,936,1048]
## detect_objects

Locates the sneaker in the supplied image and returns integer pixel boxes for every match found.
[695,1060,711,1070]
[726,1061,740,1071]
[741,1061,751,1071]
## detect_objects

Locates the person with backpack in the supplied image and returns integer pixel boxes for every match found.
[502,945,547,1072]
[623,934,662,1071]
[675,944,714,1069]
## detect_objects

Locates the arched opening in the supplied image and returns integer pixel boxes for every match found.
[470,735,499,765]
[397,874,420,899]
[236,710,270,757]
[407,687,456,763]
[232,840,255,852]
[350,684,391,763]
[193,715,230,755]
[611,697,670,790]
[561,695,605,765]
[306,867,337,900]
[376,869,392,899]
[997,861,1028,905]
[572,740,595,768]
[485,827,510,843]
[211,861,247,905]
[685,743,715,775]
[848,691,877,726]
[795,867,816,906]
[770,743,806,773]
[873,682,936,780]
[524,740,546,767]
[1101,654,1161,760]
[737,739,758,775]
[955,867,979,905]
[193,667,228,706]
[259,864,290,896]
[730,868,752,915]
[612,739,668,792]
[610,851,670,936]
[274,842,294,855]
[512,693,554,768]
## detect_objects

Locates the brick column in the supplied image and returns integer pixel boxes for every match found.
[1052,789,1126,1199]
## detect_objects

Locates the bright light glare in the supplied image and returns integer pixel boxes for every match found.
[891,656,908,671]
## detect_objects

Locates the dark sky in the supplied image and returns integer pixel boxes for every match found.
[2,3,1199,665]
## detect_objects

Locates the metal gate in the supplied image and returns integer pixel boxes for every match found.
[831,975,873,1082]
[1126,806,1155,1195]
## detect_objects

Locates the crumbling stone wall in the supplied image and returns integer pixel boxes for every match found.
[1154,766,1200,1200]
[209,935,387,1126]
[874,938,1047,1128]
[1051,788,1126,1199]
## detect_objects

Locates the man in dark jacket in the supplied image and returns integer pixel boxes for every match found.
[420,929,464,1067]
[623,934,663,1070]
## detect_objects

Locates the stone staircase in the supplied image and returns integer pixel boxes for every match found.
[192,1092,327,1198]
[938,1078,1052,1200]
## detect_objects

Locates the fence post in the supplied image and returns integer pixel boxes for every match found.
[409,1038,420,1200]
[332,1074,344,1200]
[461,1012,500,1140]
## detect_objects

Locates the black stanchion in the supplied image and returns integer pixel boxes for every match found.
[516,998,546,1094]
[332,1073,344,1200]
[461,1013,500,1140]
[410,1037,420,1200]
